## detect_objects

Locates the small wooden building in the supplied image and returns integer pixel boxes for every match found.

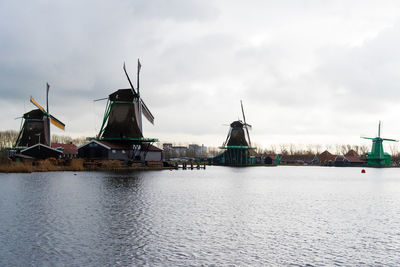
[78,140,162,162]
[20,144,63,159]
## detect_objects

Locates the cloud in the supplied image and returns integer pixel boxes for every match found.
[2,0,400,147]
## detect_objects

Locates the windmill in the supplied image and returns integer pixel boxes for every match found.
[96,60,155,141]
[215,100,255,166]
[88,60,158,162]
[361,121,398,166]
[14,83,65,148]
[223,101,252,148]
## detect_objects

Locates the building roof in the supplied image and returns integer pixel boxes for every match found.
[318,150,336,163]
[344,156,365,163]
[280,154,315,162]
[143,144,163,152]
[343,150,364,163]
[51,143,78,155]
[345,149,360,157]
[21,143,63,159]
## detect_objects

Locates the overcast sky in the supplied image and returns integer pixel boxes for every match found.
[2,0,400,150]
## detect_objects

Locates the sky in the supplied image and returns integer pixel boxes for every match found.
[2,0,400,151]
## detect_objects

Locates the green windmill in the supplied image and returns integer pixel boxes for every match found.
[361,121,398,166]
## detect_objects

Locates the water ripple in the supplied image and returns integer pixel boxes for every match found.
[1,167,400,265]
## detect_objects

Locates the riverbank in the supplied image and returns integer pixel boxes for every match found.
[0,158,165,173]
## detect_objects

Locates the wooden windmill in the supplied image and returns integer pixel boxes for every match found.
[96,60,155,141]
[14,83,65,148]
[215,100,255,166]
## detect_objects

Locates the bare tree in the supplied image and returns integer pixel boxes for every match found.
[359,145,369,155]
[314,144,322,154]
[279,144,288,155]
[0,130,19,148]
[269,144,277,154]
[389,143,399,156]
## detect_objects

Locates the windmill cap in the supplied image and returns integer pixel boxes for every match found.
[109,88,138,101]
[230,120,244,128]
[23,109,45,119]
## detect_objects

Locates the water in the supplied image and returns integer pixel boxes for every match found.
[1,166,400,266]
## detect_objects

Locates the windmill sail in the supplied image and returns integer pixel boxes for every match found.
[30,96,46,112]
[30,96,65,130]
[240,100,251,148]
[141,100,154,124]
[49,115,65,130]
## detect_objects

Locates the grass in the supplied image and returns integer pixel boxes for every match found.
[0,158,85,173]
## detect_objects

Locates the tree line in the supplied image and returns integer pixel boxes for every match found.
[2,130,400,157]
[0,130,86,149]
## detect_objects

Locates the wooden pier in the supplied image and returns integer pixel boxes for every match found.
[172,162,206,170]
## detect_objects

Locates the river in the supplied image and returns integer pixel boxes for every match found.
[1,166,400,266]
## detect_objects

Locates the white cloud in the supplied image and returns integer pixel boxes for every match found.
[2,0,400,148]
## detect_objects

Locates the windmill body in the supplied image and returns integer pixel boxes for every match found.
[98,89,144,140]
[361,121,398,166]
[15,109,50,147]
[226,121,249,147]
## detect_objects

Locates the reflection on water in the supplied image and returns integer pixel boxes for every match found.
[1,167,400,266]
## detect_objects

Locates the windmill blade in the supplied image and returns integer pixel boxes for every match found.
[361,136,374,140]
[49,114,65,130]
[123,62,137,96]
[244,124,251,147]
[140,99,154,124]
[240,100,252,147]
[30,96,46,113]
[240,100,247,124]
[382,138,398,142]
[223,127,232,147]
[14,116,23,120]
[244,123,252,130]
[93,97,108,102]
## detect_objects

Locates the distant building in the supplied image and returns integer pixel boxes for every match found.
[343,150,365,166]
[279,154,316,165]
[316,149,365,166]
[51,143,78,158]
[188,144,207,158]
[317,150,336,166]
[163,143,173,150]
[260,153,278,165]
[172,146,188,157]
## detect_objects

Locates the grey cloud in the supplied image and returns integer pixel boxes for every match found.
[2,0,400,147]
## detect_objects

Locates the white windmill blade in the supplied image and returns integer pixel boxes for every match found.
[140,99,154,124]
